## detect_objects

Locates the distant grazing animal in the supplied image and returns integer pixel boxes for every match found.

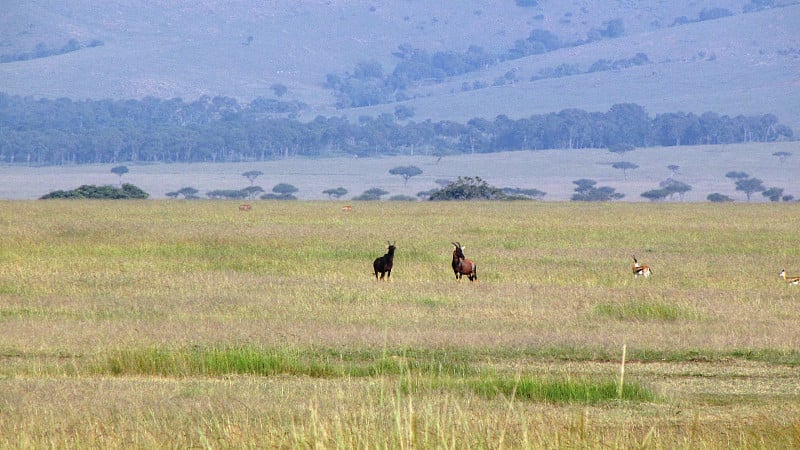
[373,241,396,281]
[239,204,252,211]
[632,255,651,278]
[779,269,800,285]
[341,205,353,212]
[452,242,478,282]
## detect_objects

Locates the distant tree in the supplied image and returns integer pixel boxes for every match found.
[612,161,639,179]
[272,183,299,197]
[601,18,625,38]
[389,165,423,185]
[782,195,795,202]
[659,179,692,200]
[772,151,791,163]
[608,142,635,158]
[571,179,624,201]
[353,187,389,201]
[207,189,247,199]
[735,178,765,201]
[707,193,733,202]
[762,187,784,202]
[168,187,200,199]
[428,176,509,201]
[270,83,288,97]
[698,7,733,21]
[242,186,265,199]
[111,165,129,187]
[725,171,749,180]
[242,170,264,185]
[667,164,680,176]
[526,29,561,52]
[641,189,670,201]
[323,187,348,199]
[416,188,439,199]
[353,60,384,79]
[394,104,415,120]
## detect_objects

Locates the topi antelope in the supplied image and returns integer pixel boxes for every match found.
[373,241,396,281]
[632,255,651,278]
[452,242,478,282]
[779,269,800,285]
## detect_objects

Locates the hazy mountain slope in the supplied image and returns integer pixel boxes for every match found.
[0,1,797,129]
[347,6,800,131]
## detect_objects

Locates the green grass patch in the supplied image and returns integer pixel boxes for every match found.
[402,374,656,404]
[96,346,476,378]
[467,375,655,404]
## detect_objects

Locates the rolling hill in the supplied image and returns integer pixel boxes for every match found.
[1,0,798,130]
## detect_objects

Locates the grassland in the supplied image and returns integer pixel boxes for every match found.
[1,200,799,448]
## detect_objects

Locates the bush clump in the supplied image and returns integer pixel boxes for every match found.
[40,183,149,199]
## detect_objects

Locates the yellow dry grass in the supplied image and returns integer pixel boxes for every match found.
[1,200,799,448]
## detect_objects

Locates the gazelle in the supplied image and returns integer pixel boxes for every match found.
[779,269,800,285]
[632,255,651,278]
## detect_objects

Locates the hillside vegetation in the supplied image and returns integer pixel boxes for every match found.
[1,1,798,130]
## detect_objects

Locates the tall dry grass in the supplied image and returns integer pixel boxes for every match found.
[1,200,799,447]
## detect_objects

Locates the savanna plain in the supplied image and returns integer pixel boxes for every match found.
[1,200,799,448]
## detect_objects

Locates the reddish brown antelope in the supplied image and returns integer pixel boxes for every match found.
[452,242,478,282]
[373,241,396,281]
[632,255,651,278]
[779,269,800,285]
[239,204,252,211]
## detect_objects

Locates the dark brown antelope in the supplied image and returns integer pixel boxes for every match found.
[373,241,396,281]
[452,242,478,282]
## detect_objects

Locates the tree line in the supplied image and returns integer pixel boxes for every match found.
[0,93,792,165]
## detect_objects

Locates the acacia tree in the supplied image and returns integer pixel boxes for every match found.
[166,187,200,199]
[707,193,733,202]
[242,170,264,185]
[725,171,748,181]
[667,164,680,176]
[762,187,784,202]
[265,183,299,200]
[242,186,265,199]
[772,151,791,164]
[389,165,423,185]
[353,187,389,201]
[612,161,638,179]
[660,179,692,200]
[641,189,669,201]
[571,179,624,201]
[111,165,129,187]
[735,178,765,201]
[323,187,348,199]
